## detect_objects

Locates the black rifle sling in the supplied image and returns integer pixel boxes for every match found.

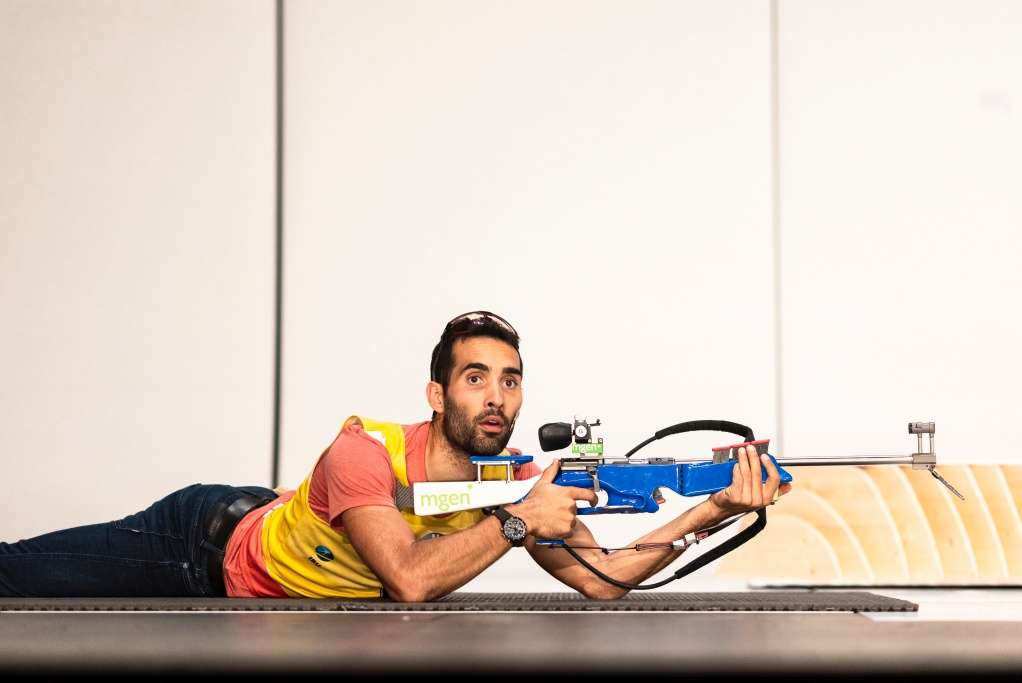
[563,418,767,590]
[623,419,755,459]
[559,508,767,590]
[669,507,766,581]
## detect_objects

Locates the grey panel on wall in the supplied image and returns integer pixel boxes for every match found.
[0,1,277,539]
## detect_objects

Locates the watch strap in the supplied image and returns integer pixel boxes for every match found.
[488,506,512,524]
[487,506,525,546]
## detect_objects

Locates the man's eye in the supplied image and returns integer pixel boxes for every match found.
[467,375,483,384]
[504,378,519,388]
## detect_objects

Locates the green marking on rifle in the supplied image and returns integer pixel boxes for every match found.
[572,442,604,455]
[418,492,471,513]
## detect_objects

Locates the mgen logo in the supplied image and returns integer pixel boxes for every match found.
[314,545,334,562]
[418,492,470,512]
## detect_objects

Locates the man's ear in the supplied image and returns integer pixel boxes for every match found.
[426,381,445,414]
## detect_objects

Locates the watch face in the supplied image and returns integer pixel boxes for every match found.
[502,516,528,543]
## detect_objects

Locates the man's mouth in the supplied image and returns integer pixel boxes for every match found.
[478,416,505,434]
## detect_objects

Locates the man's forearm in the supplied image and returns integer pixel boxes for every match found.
[573,447,788,599]
[395,514,513,601]
[564,500,728,599]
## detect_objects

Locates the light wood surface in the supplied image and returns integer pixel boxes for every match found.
[863,466,943,582]
[972,467,1022,577]
[787,466,908,580]
[717,465,1020,584]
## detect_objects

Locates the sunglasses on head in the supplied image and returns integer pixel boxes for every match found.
[441,311,518,339]
[430,311,519,382]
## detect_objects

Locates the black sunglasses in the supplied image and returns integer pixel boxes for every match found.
[430,311,519,381]
[441,311,518,338]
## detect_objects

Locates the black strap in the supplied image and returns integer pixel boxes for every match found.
[560,417,768,590]
[559,508,767,590]
[623,419,755,459]
[668,507,766,582]
[654,419,754,442]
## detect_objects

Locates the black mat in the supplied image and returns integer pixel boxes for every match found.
[0,590,916,612]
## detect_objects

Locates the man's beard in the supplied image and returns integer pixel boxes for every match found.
[441,396,516,456]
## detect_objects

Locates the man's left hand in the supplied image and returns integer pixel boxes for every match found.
[705,445,792,520]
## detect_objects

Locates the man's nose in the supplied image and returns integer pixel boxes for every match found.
[484,380,504,408]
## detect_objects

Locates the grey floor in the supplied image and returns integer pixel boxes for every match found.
[1,589,1020,677]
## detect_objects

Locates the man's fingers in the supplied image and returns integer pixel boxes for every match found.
[748,446,764,506]
[562,486,599,506]
[738,447,753,503]
[768,482,793,504]
[539,459,560,483]
[730,453,746,493]
[761,453,781,501]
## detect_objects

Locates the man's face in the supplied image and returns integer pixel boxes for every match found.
[439,335,523,455]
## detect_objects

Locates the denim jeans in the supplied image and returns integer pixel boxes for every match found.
[0,483,277,598]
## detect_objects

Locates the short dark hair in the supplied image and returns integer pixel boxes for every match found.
[429,311,522,389]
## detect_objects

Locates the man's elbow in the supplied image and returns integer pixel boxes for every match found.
[386,579,443,603]
[387,584,428,603]
[579,581,626,601]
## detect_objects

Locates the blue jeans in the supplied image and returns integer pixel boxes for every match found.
[0,483,277,598]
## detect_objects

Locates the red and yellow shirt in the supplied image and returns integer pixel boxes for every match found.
[223,418,539,598]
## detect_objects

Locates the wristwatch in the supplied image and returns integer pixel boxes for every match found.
[487,506,527,547]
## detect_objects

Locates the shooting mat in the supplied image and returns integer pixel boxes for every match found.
[0,591,916,612]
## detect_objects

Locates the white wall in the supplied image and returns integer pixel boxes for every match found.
[778,0,1022,465]
[0,0,277,539]
[281,0,775,590]
[3,0,1020,590]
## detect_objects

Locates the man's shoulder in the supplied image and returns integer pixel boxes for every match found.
[315,423,397,490]
[330,419,430,458]
[328,423,391,461]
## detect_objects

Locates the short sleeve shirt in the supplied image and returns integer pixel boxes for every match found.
[223,420,540,597]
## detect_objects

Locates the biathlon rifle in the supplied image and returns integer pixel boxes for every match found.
[412,417,963,590]
[412,418,962,517]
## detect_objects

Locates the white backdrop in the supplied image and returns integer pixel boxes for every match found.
[779,0,1022,464]
[0,0,276,540]
[281,0,774,590]
[2,0,1020,592]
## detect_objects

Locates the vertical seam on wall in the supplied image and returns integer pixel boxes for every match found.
[272,0,285,488]
[770,0,784,455]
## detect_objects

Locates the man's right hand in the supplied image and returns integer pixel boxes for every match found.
[505,461,598,539]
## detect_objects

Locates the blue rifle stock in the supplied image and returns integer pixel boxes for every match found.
[552,455,793,515]
[525,417,955,588]
[532,418,790,549]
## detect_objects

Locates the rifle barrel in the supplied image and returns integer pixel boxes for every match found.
[613,454,923,467]
[774,455,915,467]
